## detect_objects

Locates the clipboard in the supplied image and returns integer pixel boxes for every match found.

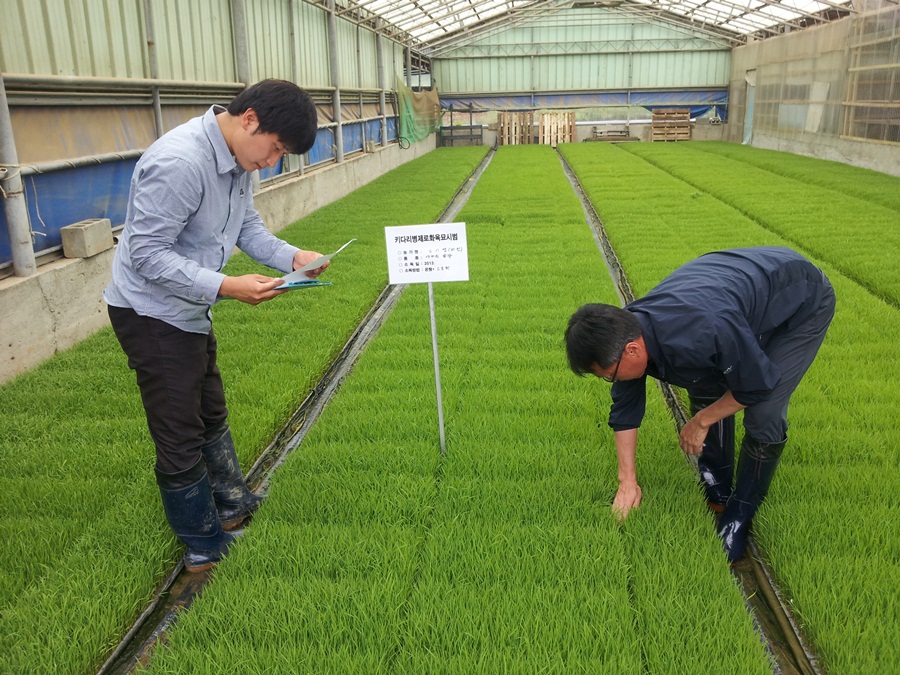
[275,238,355,290]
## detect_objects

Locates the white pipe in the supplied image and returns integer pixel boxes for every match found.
[0,73,36,277]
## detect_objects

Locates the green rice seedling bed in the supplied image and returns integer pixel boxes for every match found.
[618,142,900,307]
[0,146,489,675]
[560,142,900,675]
[687,141,900,214]
[146,146,770,674]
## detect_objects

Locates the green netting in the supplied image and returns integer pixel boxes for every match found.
[397,77,443,143]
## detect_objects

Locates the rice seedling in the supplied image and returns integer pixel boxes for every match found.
[620,142,900,306]
[0,146,489,675]
[560,141,900,675]
[145,146,771,674]
[688,141,900,214]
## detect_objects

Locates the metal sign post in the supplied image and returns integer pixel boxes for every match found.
[385,222,469,456]
[427,281,446,454]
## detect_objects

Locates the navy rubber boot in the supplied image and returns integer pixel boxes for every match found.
[717,434,786,563]
[155,458,236,573]
[201,422,263,531]
[689,395,735,513]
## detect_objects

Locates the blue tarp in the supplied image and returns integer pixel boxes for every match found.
[307,127,335,167]
[2,115,403,267]
[343,123,365,154]
[0,159,136,266]
[257,158,284,181]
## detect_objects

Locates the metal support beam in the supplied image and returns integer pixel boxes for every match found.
[231,0,251,86]
[142,0,164,138]
[0,73,36,277]
[290,0,299,84]
[327,0,345,163]
[1,73,242,93]
[406,45,412,87]
[439,38,729,58]
[376,18,388,147]
[17,150,144,176]
[289,0,303,175]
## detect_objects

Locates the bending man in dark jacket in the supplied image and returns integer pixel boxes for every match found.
[565,247,835,562]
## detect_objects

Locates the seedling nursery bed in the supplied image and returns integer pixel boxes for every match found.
[1,144,897,675]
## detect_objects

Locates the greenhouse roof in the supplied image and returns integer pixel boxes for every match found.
[317,0,855,51]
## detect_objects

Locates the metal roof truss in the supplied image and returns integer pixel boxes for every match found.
[304,0,854,53]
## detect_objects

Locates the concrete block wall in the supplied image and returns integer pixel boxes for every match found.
[0,136,437,386]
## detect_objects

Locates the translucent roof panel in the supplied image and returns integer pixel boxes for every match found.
[630,1,855,36]
[336,0,544,44]
[321,0,854,49]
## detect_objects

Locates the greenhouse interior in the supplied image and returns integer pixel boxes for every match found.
[0,0,898,673]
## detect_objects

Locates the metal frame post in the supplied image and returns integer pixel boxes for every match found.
[142,0,164,138]
[428,282,446,456]
[406,45,412,88]
[287,0,299,174]
[375,19,387,147]
[289,0,298,85]
[326,0,344,162]
[230,0,251,86]
[0,73,36,277]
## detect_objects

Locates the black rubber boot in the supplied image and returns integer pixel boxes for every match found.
[689,395,735,513]
[155,458,236,573]
[201,422,263,531]
[717,434,786,563]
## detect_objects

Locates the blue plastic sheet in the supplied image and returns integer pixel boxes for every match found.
[0,158,136,266]
[1,116,404,267]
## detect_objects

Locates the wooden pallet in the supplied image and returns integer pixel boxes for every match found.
[498,112,535,145]
[539,111,575,147]
[651,108,691,142]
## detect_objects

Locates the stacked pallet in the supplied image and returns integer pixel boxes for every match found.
[651,108,691,142]
[498,111,535,145]
[539,111,576,146]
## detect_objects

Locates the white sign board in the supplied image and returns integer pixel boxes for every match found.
[385,222,468,285]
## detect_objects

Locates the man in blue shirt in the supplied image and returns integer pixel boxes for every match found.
[105,80,328,572]
[565,247,835,562]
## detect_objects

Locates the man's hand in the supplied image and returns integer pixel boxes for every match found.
[612,480,642,522]
[679,415,710,455]
[678,392,746,455]
[293,249,330,278]
[218,274,285,305]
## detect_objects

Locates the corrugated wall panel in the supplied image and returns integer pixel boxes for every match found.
[434,50,730,94]
[390,42,405,81]
[450,8,722,52]
[433,6,731,95]
[0,0,147,77]
[154,0,235,82]
[336,18,359,87]
[247,0,293,82]
[0,2,32,72]
[296,2,330,88]
[631,51,731,88]
[357,29,379,89]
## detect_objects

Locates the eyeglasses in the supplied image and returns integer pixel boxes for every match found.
[602,357,621,383]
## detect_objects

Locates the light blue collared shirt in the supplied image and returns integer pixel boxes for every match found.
[104,105,298,333]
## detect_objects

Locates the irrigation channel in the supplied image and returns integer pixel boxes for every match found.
[101,146,816,675]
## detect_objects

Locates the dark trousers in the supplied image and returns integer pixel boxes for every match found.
[108,305,228,474]
[743,278,835,443]
[687,274,836,445]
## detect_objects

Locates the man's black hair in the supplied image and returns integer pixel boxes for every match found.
[228,79,317,155]
[564,303,642,376]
